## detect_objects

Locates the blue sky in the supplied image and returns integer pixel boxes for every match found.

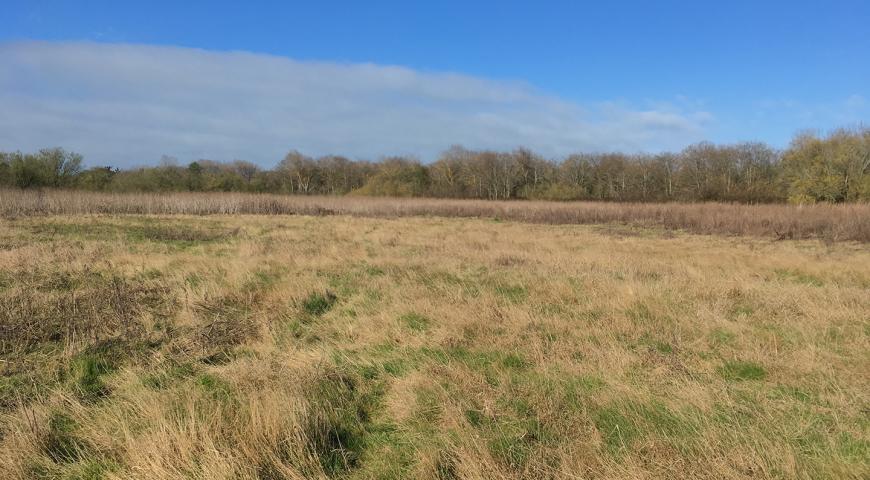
[1,0,868,166]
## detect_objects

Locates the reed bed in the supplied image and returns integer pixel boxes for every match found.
[2,189,869,241]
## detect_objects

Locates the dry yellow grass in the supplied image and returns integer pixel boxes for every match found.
[0,213,868,479]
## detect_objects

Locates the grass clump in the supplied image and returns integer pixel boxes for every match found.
[775,268,824,287]
[593,405,638,455]
[63,459,119,480]
[197,373,235,401]
[718,360,767,381]
[592,400,700,457]
[67,341,129,401]
[399,312,431,332]
[465,395,552,471]
[142,361,196,390]
[565,375,607,399]
[303,370,382,476]
[492,283,528,303]
[302,290,338,316]
[40,412,91,464]
[492,421,551,470]
[501,352,530,371]
[636,333,673,354]
[489,430,533,470]
[69,353,115,401]
[434,450,459,480]
[382,359,409,377]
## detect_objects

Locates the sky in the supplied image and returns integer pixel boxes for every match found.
[1,0,868,167]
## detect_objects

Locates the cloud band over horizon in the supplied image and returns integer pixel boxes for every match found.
[5,41,716,167]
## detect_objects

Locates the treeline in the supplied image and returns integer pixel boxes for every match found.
[1,128,868,203]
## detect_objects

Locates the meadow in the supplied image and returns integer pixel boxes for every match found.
[0,199,868,478]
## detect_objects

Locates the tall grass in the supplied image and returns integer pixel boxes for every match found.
[3,189,869,241]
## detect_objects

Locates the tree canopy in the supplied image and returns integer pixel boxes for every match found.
[2,128,868,203]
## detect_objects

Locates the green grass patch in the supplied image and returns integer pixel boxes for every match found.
[0,371,54,411]
[364,265,385,277]
[634,401,698,439]
[64,459,120,480]
[501,353,530,371]
[836,431,869,462]
[636,333,673,354]
[489,430,533,470]
[69,351,117,401]
[184,272,204,288]
[593,405,638,455]
[774,268,824,287]
[0,270,11,291]
[565,375,607,403]
[464,408,486,428]
[29,220,237,249]
[41,412,91,464]
[318,269,363,297]
[243,266,285,292]
[434,450,459,480]
[593,400,699,457]
[492,283,528,304]
[303,369,388,476]
[718,360,767,381]
[197,373,235,401]
[142,361,196,390]
[467,399,552,470]
[302,290,338,316]
[382,359,410,377]
[770,384,816,404]
[399,312,431,332]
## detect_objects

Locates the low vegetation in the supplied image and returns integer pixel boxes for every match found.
[0,214,867,479]
[2,189,870,242]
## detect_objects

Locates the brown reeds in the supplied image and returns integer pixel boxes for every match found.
[2,189,869,242]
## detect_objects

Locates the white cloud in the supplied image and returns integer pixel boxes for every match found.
[0,41,713,166]
[754,95,868,126]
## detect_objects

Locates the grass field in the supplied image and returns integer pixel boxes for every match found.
[0,212,868,479]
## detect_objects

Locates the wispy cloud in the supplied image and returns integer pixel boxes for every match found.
[844,94,866,110]
[0,41,713,166]
[753,95,868,129]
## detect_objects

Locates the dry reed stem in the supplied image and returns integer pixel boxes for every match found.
[2,188,869,241]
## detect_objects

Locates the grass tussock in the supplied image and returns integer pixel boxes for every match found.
[0,214,868,479]
[3,188,870,241]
